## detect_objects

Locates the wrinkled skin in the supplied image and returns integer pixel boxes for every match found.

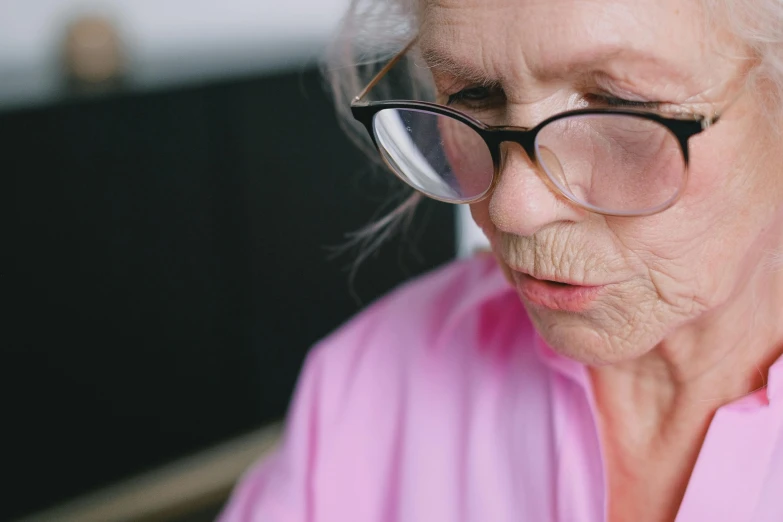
[419,1,783,520]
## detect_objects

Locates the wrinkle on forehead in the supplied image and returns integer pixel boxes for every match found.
[418,0,736,101]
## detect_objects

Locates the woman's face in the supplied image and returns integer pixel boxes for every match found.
[420,0,783,364]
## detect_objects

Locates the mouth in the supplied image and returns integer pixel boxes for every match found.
[510,270,604,313]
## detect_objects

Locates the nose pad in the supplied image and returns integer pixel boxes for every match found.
[536,145,596,205]
[536,145,571,198]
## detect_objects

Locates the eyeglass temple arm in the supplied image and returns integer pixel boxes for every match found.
[352,37,419,104]
[704,84,746,129]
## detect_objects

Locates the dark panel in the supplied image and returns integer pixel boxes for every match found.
[4,70,454,520]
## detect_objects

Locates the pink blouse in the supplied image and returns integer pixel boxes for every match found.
[220,255,783,522]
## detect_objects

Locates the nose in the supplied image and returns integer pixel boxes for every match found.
[487,142,587,237]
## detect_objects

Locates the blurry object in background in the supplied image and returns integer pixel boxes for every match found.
[456,206,490,258]
[4,65,454,521]
[4,2,449,521]
[63,15,126,93]
[12,424,282,522]
[0,0,348,111]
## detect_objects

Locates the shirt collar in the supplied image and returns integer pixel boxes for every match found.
[764,352,783,403]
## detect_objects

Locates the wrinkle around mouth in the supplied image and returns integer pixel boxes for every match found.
[499,229,625,285]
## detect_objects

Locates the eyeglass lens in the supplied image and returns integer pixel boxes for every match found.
[372,108,687,214]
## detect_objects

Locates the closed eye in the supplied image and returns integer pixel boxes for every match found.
[446,85,504,108]
[447,88,659,111]
[584,93,662,110]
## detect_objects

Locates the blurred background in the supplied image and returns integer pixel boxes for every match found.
[3,1,462,520]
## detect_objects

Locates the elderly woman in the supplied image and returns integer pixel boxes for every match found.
[220,0,783,520]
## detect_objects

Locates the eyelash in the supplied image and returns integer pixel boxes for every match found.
[446,86,500,107]
[446,86,661,110]
[584,94,661,110]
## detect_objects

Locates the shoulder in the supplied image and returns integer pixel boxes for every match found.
[302,254,530,422]
[219,256,542,521]
[310,254,514,367]
[324,253,513,350]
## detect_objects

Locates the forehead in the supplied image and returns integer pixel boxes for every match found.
[419,0,730,98]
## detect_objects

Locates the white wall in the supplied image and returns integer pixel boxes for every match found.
[0,0,348,108]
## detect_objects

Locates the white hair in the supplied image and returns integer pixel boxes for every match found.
[324,0,783,138]
[323,0,419,156]
[323,0,783,255]
[705,0,783,115]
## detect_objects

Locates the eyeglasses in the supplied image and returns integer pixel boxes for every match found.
[350,40,740,217]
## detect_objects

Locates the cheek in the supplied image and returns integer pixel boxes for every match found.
[616,124,750,258]
[680,112,771,218]
[605,130,776,309]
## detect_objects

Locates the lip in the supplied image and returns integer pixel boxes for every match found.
[511,270,604,312]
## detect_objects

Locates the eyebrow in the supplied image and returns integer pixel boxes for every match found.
[418,43,692,95]
[419,47,501,88]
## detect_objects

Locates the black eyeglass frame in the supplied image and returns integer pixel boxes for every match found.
[350,39,736,217]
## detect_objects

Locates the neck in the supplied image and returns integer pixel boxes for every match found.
[590,255,783,522]
[592,263,783,424]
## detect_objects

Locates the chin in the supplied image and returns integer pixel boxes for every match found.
[521,299,658,367]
